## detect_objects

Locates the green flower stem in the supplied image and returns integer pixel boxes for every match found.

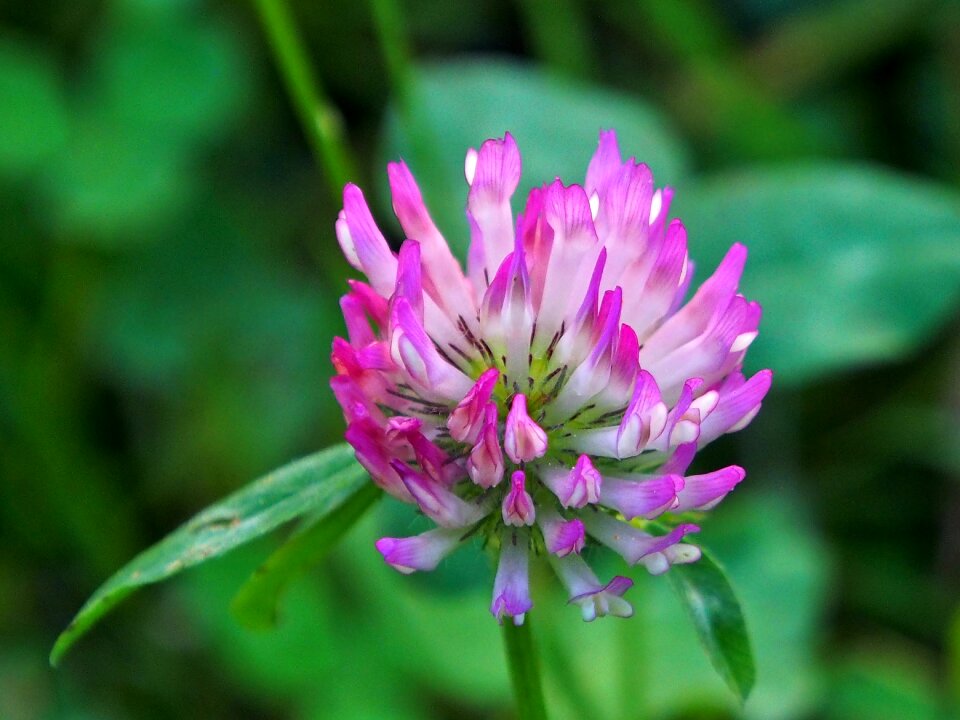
[502,619,549,720]
[253,0,357,198]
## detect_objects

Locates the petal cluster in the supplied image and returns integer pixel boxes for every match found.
[332,130,771,623]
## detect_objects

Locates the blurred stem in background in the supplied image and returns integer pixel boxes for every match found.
[367,0,439,178]
[368,0,414,108]
[0,251,138,577]
[745,0,938,99]
[932,1,960,184]
[503,619,549,720]
[252,0,356,200]
[951,606,960,718]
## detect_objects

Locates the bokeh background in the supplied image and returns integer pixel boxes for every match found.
[2,0,960,718]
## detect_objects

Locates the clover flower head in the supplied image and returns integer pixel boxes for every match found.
[332,129,772,623]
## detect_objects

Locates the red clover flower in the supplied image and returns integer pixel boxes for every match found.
[331,130,772,624]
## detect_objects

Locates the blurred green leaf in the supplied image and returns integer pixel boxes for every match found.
[514,0,596,79]
[746,0,938,100]
[89,8,247,143]
[668,548,755,702]
[83,201,345,491]
[708,490,830,720]
[44,119,195,240]
[825,648,942,720]
[50,443,368,666]
[231,482,381,630]
[180,541,425,719]
[676,165,960,384]
[384,57,690,254]
[42,3,249,241]
[0,38,68,174]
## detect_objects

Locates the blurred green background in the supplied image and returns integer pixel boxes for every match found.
[2,0,960,718]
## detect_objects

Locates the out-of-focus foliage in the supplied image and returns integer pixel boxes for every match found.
[50,444,370,666]
[383,58,690,249]
[1,0,959,718]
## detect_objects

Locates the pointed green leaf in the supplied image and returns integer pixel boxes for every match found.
[668,548,755,702]
[50,443,368,666]
[231,481,382,630]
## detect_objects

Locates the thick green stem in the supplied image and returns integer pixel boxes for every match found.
[502,619,549,720]
[253,0,357,198]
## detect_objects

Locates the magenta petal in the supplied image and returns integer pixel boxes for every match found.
[467,403,505,488]
[674,465,746,511]
[583,510,700,565]
[467,134,522,292]
[387,161,475,317]
[599,474,681,520]
[585,129,623,197]
[660,442,697,475]
[539,512,586,557]
[345,420,412,502]
[549,553,634,621]
[491,530,533,625]
[448,368,500,443]
[543,180,598,248]
[407,431,463,486]
[338,184,398,297]
[599,159,655,243]
[615,370,668,457]
[517,186,553,308]
[621,219,689,341]
[389,297,473,401]
[469,132,522,203]
[376,528,463,574]
[534,180,602,341]
[698,369,773,445]
[393,461,485,528]
[642,242,748,364]
[330,375,385,425]
[609,324,640,393]
[394,241,424,321]
[503,394,548,463]
[502,470,536,526]
[543,454,602,508]
[339,294,376,347]
[346,279,389,329]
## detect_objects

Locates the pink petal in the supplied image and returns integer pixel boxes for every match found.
[466,402,506,488]
[502,470,536,526]
[388,160,477,319]
[448,368,500,443]
[674,465,746,511]
[503,394,548,463]
[491,530,533,625]
[392,460,485,528]
[466,134,522,298]
[599,474,682,520]
[338,184,398,297]
[542,454,602,508]
[376,528,464,574]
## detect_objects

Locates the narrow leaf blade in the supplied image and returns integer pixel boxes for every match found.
[668,549,756,702]
[50,442,368,666]
[230,481,382,630]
